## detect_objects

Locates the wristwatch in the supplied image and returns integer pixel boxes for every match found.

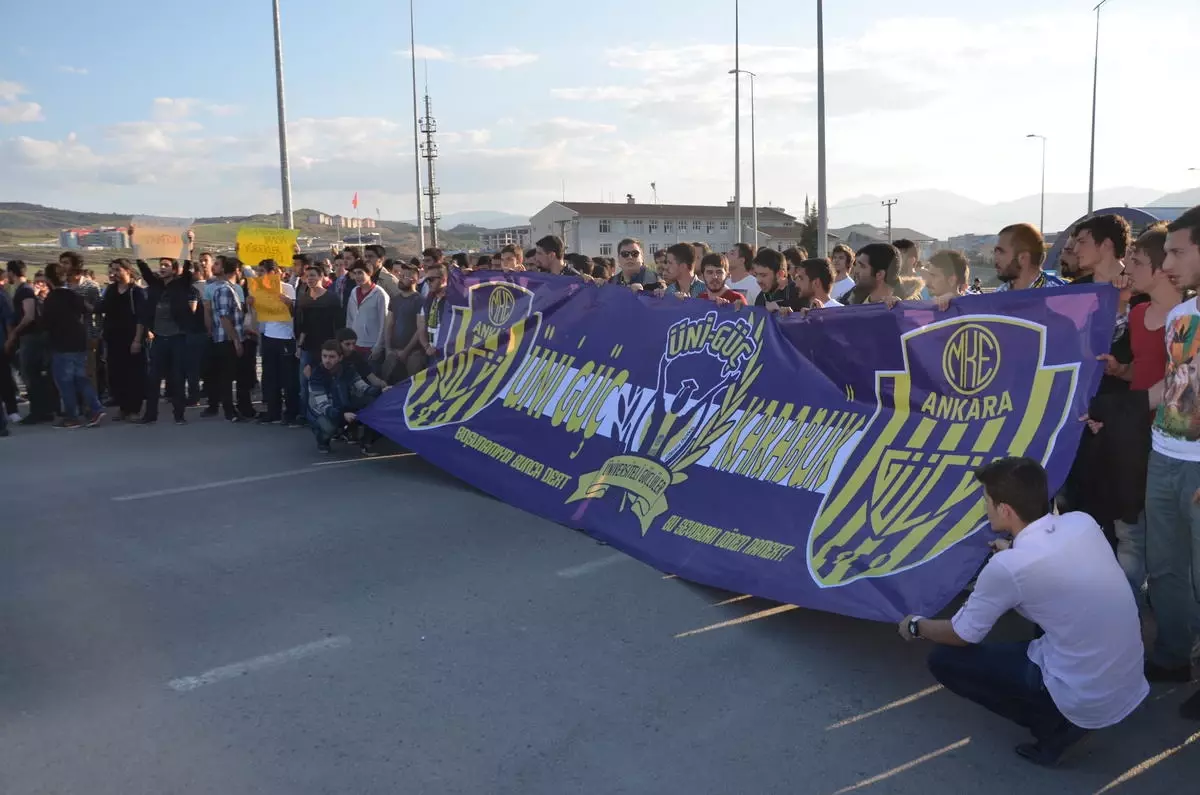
[908,616,924,639]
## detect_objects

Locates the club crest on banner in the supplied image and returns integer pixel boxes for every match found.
[808,316,1078,587]
[404,281,541,429]
[565,311,765,533]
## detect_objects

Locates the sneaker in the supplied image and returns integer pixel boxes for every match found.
[256,415,276,425]
[360,444,379,458]
[53,418,83,429]
[317,443,332,454]
[185,399,200,408]
[175,417,187,425]
[1145,661,1193,683]
[286,419,306,429]
[200,408,220,418]
[6,413,19,424]
[228,415,245,424]
[86,411,106,428]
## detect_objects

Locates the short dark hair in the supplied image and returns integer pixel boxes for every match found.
[45,261,66,287]
[799,258,835,292]
[700,253,728,272]
[6,259,27,278]
[421,247,443,263]
[856,243,899,278]
[259,259,278,273]
[535,235,564,258]
[617,238,642,255]
[364,244,386,259]
[524,248,537,261]
[335,327,358,343]
[320,339,341,354]
[304,263,324,276]
[109,257,134,271]
[342,246,362,260]
[591,262,608,279]
[999,223,1047,268]
[831,243,854,262]
[1166,205,1200,248]
[973,456,1050,524]
[452,252,469,269]
[499,244,523,261]
[565,253,591,271]
[349,260,369,273]
[59,251,84,271]
[893,239,916,255]
[928,249,969,285]
[752,247,785,274]
[1075,213,1132,259]
[666,242,695,268]
[653,248,667,262]
[782,247,807,269]
[293,253,312,267]
[1132,223,1169,270]
[731,242,755,263]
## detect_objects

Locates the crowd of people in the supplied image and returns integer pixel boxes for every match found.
[4,204,1200,767]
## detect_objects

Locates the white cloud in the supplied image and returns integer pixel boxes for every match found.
[152,97,199,121]
[58,65,88,75]
[0,81,44,123]
[395,45,453,61]
[463,50,539,70]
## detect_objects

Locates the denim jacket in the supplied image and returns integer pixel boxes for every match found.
[307,363,381,421]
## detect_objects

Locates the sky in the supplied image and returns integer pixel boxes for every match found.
[1,0,1198,231]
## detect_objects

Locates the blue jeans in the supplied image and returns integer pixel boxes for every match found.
[185,332,208,403]
[297,349,314,425]
[261,335,299,422]
[145,334,187,421]
[51,351,102,420]
[310,414,342,447]
[1115,512,1148,610]
[928,642,1073,744]
[1145,450,1200,668]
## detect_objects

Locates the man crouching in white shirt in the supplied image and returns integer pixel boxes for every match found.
[899,456,1148,767]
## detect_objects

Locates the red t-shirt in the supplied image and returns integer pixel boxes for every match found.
[698,288,747,306]
[1129,302,1168,392]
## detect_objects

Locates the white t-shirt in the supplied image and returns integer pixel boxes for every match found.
[831,276,855,302]
[950,513,1148,730]
[726,273,760,306]
[1152,298,1200,461]
[821,296,843,308]
[261,281,296,340]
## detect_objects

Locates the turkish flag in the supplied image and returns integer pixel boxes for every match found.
[352,192,359,210]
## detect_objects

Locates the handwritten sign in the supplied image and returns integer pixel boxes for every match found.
[237,227,299,272]
[131,215,192,261]
[248,271,291,323]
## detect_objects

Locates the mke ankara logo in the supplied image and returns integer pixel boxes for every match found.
[405,280,541,430]
[565,311,765,533]
[807,317,1078,587]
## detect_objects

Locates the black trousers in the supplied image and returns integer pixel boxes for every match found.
[0,346,18,415]
[105,334,145,416]
[213,340,254,419]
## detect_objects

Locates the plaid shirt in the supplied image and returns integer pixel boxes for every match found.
[210,280,244,343]
[995,270,1068,292]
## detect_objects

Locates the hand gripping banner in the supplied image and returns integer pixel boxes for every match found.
[361,271,1116,621]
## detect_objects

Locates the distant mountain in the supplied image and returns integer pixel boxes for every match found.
[831,187,1168,239]
[432,211,528,229]
[0,202,130,230]
[1149,187,1200,207]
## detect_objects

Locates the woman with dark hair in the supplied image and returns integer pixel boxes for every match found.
[102,259,147,420]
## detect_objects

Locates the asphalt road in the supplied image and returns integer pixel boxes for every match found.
[1,415,1197,794]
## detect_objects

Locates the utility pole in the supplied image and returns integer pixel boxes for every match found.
[1088,0,1112,215]
[882,199,898,242]
[815,0,828,258]
[420,93,441,247]
[408,0,425,250]
[271,0,294,230]
[732,0,741,244]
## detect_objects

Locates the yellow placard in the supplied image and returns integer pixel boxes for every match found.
[132,215,192,260]
[236,227,298,271]
[248,271,291,323]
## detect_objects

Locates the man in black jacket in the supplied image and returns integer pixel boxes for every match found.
[134,251,197,425]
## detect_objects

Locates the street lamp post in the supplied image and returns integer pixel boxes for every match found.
[733,0,742,243]
[1026,134,1047,232]
[409,0,425,250]
[730,69,758,246]
[271,0,294,230]
[1088,0,1112,215]
[816,0,828,259]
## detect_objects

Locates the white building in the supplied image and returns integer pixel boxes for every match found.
[528,198,799,257]
[478,225,532,252]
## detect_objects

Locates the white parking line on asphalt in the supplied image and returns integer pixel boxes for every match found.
[556,552,631,579]
[167,636,351,693]
[112,455,414,501]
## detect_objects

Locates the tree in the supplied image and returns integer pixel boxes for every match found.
[799,203,819,256]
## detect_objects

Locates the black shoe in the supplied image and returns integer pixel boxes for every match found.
[175,417,187,425]
[228,415,245,424]
[256,415,276,425]
[185,399,200,408]
[18,414,50,426]
[317,443,332,454]
[1015,725,1089,767]
[286,419,305,429]
[1145,661,1193,683]
[360,444,379,457]
[132,416,157,425]
[200,408,219,418]
[1181,691,1200,720]
[0,427,10,437]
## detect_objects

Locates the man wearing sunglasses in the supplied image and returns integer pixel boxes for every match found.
[609,238,662,292]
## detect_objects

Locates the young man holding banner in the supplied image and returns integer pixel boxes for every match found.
[249,259,299,426]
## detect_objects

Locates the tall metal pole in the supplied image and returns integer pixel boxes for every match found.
[733,0,742,243]
[409,0,426,250]
[816,0,828,259]
[1088,0,1111,215]
[271,0,294,230]
[750,72,757,247]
